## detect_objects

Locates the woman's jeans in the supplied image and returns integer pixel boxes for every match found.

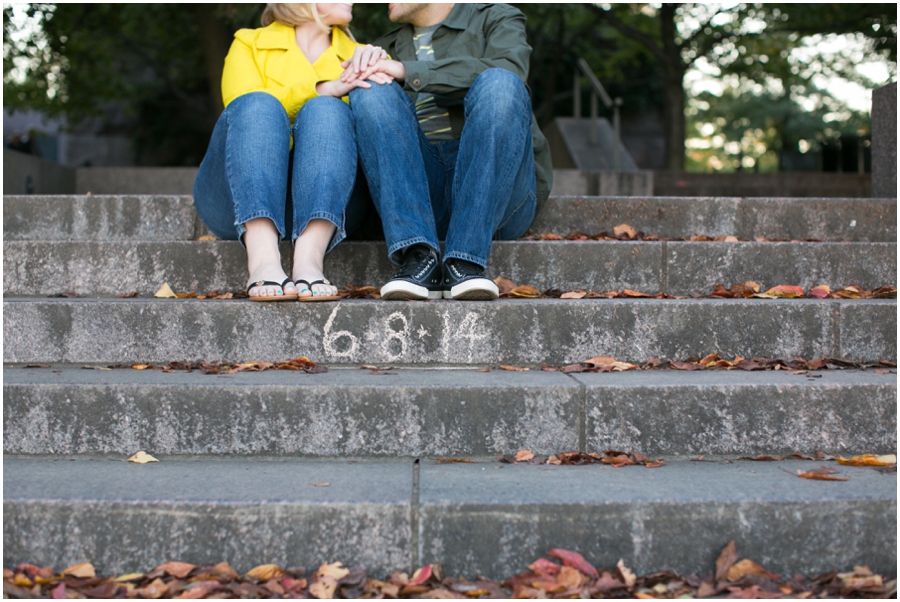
[350,68,537,267]
[193,92,368,252]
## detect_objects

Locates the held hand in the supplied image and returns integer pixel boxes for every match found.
[316,72,395,98]
[341,58,406,85]
[340,44,387,83]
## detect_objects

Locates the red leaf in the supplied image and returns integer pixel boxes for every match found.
[547,549,599,579]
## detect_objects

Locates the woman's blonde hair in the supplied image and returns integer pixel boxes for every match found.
[261,4,355,40]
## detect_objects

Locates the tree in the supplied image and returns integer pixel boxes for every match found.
[589,3,896,171]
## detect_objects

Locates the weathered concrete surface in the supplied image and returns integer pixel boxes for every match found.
[871,83,897,198]
[8,298,886,365]
[4,240,895,296]
[736,198,897,242]
[665,242,896,294]
[6,457,895,578]
[3,368,580,457]
[5,367,894,458]
[840,302,898,364]
[531,196,896,241]
[6,195,896,242]
[418,460,896,578]
[577,370,897,455]
[4,457,412,575]
[3,194,199,241]
[75,167,198,196]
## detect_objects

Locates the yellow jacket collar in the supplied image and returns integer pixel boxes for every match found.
[256,21,357,61]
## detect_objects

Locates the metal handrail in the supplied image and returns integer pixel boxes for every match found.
[573,57,623,170]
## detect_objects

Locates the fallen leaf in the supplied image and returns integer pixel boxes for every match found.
[246,564,285,582]
[175,581,221,599]
[507,285,541,298]
[310,482,331,487]
[547,549,599,580]
[623,289,653,298]
[138,577,169,599]
[196,235,217,241]
[560,290,587,299]
[836,454,896,467]
[114,573,144,582]
[715,541,738,582]
[515,449,535,462]
[583,356,639,371]
[760,285,805,298]
[408,565,435,586]
[499,364,529,371]
[791,466,849,481]
[127,451,159,464]
[437,458,477,464]
[617,560,637,587]
[556,565,588,590]
[154,283,177,298]
[493,277,516,295]
[131,364,152,370]
[154,561,195,579]
[528,558,562,576]
[613,223,637,238]
[809,285,831,298]
[726,559,778,582]
[316,562,350,581]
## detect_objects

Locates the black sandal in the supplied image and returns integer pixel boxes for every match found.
[247,278,298,302]
[295,278,341,302]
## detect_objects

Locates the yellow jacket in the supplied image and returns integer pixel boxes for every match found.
[221,22,361,122]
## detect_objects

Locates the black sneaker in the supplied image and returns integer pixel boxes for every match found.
[443,259,499,300]
[380,245,444,300]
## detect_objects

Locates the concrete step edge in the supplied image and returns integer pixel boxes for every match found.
[4,240,896,296]
[4,298,895,365]
[4,367,895,457]
[3,456,895,578]
[4,194,896,242]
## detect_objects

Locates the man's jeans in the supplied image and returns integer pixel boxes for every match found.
[350,68,537,267]
[193,92,368,251]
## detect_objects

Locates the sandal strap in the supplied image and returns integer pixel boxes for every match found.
[295,278,331,290]
[248,278,293,290]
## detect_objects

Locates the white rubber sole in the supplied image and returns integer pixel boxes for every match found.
[443,278,499,300]
[380,280,443,300]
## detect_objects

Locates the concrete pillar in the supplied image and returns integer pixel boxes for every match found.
[871,83,897,198]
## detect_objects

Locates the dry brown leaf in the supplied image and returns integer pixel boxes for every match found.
[61,563,96,579]
[499,364,529,371]
[715,541,738,582]
[127,451,159,464]
[515,449,535,462]
[153,283,176,298]
[583,356,639,371]
[793,466,849,481]
[835,454,896,467]
[617,560,637,587]
[613,223,637,238]
[155,561,195,579]
[493,277,516,295]
[725,559,777,582]
[316,562,350,582]
[139,577,169,599]
[507,285,541,298]
[246,564,285,582]
[809,285,831,298]
[560,290,587,299]
[310,482,331,487]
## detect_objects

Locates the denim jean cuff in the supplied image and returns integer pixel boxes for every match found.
[387,237,440,265]
[234,211,286,248]
[443,251,487,269]
[293,211,344,254]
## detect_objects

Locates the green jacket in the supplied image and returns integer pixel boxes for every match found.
[374,3,553,212]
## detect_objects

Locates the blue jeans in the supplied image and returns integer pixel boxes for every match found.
[193,92,369,251]
[350,68,537,267]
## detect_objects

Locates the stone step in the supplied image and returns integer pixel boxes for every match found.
[4,194,896,242]
[4,298,895,365]
[3,240,895,296]
[4,456,895,578]
[4,367,894,457]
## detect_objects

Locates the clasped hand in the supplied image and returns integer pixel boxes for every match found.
[316,44,407,98]
[316,44,402,97]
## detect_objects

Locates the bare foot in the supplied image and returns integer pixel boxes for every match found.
[247,261,297,299]
[292,219,338,299]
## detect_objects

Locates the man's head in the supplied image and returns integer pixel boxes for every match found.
[387,3,454,27]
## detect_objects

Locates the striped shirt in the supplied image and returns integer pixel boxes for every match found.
[412,24,453,142]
